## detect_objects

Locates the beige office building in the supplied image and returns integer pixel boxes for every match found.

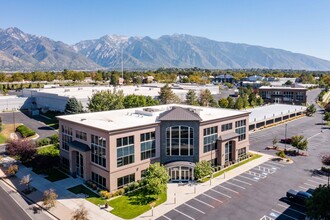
[58,104,250,191]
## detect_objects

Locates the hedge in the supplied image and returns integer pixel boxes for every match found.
[16,125,36,138]
[36,138,51,147]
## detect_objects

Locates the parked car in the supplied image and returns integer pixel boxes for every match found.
[280,138,292,144]
[286,189,312,204]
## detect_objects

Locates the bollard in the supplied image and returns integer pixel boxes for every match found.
[194,185,196,194]
[151,206,154,217]
[174,193,176,204]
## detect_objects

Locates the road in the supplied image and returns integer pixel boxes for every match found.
[0,111,57,139]
[157,89,330,220]
[0,183,31,220]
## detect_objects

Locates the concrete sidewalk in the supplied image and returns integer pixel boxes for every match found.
[135,152,274,220]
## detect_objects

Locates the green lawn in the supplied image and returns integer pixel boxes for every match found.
[45,169,68,182]
[109,190,167,219]
[201,154,262,182]
[67,184,106,205]
[37,145,60,157]
[0,133,7,144]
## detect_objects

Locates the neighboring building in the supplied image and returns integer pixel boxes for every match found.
[57,104,250,191]
[259,86,307,105]
[247,75,263,82]
[0,95,33,112]
[213,74,234,84]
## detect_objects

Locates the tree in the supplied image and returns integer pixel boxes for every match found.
[185,90,199,106]
[144,163,169,196]
[6,164,18,176]
[87,90,124,112]
[145,96,159,106]
[321,154,330,186]
[65,97,83,114]
[158,84,180,104]
[123,94,147,108]
[20,174,32,192]
[306,104,316,116]
[324,112,330,121]
[194,160,213,180]
[227,96,235,109]
[235,96,244,110]
[291,135,308,154]
[43,188,58,209]
[256,97,264,106]
[242,95,249,109]
[6,139,37,163]
[198,89,215,107]
[110,73,120,85]
[306,185,330,219]
[72,205,89,220]
[284,80,293,86]
[218,98,229,108]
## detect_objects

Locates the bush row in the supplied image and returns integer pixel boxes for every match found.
[36,134,59,147]
[16,125,36,138]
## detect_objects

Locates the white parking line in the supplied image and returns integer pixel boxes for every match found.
[307,179,322,184]
[312,176,328,183]
[218,185,239,194]
[183,203,205,214]
[163,215,171,220]
[266,161,285,167]
[226,181,246,189]
[271,209,298,220]
[304,182,317,187]
[307,132,321,140]
[232,178,252,185]
[174,209,195,220]
[299,186,308,190]
[193,198,215,208]
[260,163,278,169]
[260,215,275,220]
[238,174,259,182]
[203,193,223,203]
[210,188,232,198]
[277,203,306,215]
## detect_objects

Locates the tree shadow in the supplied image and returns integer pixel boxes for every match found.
[127,190,157,206]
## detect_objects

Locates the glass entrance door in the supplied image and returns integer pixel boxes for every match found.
[76,153,84,178]
[171,169,180,181]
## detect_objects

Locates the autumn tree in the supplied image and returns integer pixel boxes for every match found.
[43,188,58,209]
[6,164,18,176]
[6,139,37,163]
[72,205,89,220]
[20,174,32,192]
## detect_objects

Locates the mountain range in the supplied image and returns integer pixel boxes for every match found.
[1,27,330,71]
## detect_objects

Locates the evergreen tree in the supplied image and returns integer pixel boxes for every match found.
[198,89,215,107]
[227,96,235,109]
[235,96,244,110]
[185,90,199,106]
[256,97,264,106]
[158,84,180,104]
[65,97,83,114]
[243,95,249,109]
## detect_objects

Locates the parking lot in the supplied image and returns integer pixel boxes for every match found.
[157,161,285,220]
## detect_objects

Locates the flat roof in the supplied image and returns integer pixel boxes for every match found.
[247,104,306,123]
[259,86,307,90]
[57,104,249,132]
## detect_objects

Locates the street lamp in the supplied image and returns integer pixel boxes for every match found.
[284,124,288,151]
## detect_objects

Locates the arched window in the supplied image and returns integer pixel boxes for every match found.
[166,126,194,156]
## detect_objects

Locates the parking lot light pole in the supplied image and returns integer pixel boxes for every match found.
[284,124,288,151]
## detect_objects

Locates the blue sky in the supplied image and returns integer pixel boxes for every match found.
[1,0,330,60]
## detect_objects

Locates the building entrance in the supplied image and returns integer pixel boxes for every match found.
[165,161,195,181]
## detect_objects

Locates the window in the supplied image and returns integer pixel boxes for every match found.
[117,173,135,188]
[61,125,72,151]
[166,126,194,156]
[76,130,87,141]
[238,147,247,158]
[221,123,232,132]
[203,126,218,153]
[117,136,134,167]
[235,120,246,141]
[91,135,106,167]
[91,172,106,189]
[296,92,304,101]
[61,157,70,171]
[141,132,156,160]
[225,141,233,163]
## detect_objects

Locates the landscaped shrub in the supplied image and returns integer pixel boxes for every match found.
[49,134,59,145]
[36,138,51,147]
[6,164,19,176]
[276,151,286,158]
[321,166,330,173]
[16,125,36,138]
